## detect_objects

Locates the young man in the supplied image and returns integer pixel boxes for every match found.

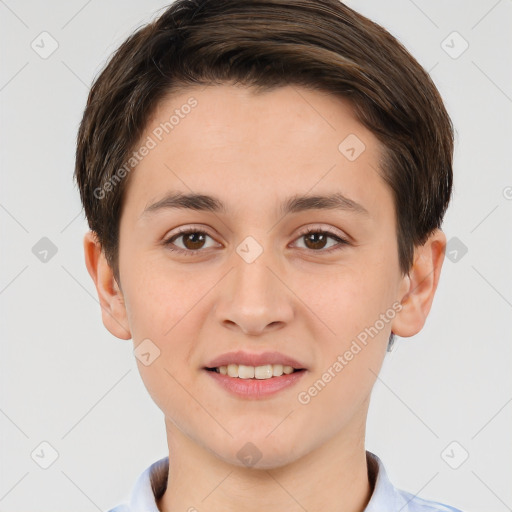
[75,0,464,510]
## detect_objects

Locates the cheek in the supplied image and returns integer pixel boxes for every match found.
[124,265,203,418]
[121,256,199,341]
[293,248,399,397]
[295,269,393,423]
[295,256,399,342]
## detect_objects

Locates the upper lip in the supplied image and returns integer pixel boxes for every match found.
[205,351,307,370]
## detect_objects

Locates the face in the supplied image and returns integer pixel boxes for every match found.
[112,84,411,468]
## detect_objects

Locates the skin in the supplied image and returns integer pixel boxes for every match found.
[84,84,446,512]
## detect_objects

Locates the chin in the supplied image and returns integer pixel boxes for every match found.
[210,437,305,470]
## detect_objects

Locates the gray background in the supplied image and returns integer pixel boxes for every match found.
[1,1,511,511]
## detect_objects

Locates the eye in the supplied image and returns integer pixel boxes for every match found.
[163,226,350,256]
[292,227,349,253]
[163,228,219,255]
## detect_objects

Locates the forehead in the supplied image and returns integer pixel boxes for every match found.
[122,84,390,221]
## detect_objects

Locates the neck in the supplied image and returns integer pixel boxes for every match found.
[157,420,373,512]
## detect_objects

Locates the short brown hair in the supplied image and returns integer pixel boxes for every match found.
[74,0,453,283]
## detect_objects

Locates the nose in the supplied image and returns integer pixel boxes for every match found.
[215,249,294,336]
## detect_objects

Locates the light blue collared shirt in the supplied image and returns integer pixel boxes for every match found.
[106,451,465,512]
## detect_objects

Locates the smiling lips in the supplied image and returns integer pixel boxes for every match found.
[205,350,306,380]
[204,350,307,396]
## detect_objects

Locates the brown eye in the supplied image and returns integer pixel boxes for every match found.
[180,232,207,250]
[294,228,349,253]
[164,229,218,255]
[303,232,329,250]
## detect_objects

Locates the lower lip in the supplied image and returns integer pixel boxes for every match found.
[204,369,307,399]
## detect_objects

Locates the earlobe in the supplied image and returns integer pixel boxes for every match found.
[83,231,132,340]
[391,229,446,338]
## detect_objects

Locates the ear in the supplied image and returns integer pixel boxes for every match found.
[391,229,446,338]
[83,230,131,340]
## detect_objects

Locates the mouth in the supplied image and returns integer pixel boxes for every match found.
[203,351,307,397]
[205,364,305,380]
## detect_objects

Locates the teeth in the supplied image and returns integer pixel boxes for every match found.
[255,364,273,379]
[214,364,297,379]
[238,364,255,379]
[227,364,238,377]
[272,364,283,376]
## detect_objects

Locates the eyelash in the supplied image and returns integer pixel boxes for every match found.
[163,226,349,256]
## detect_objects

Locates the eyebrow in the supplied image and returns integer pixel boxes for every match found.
[139,191,370,219]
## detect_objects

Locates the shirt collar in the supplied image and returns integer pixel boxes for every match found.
[124,450,450,512]
[127,455,167,512]
[364,451,408,510]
